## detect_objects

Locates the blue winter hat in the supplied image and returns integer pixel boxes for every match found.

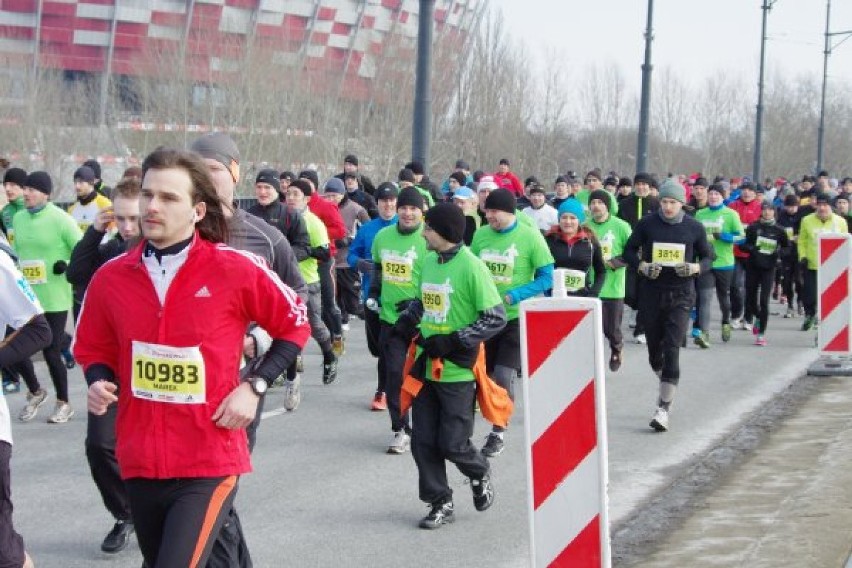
[557,198,585,223]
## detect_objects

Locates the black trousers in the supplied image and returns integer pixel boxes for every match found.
[43,311,69,401]
[126,476,240,568]
[696,269,734,331]
[335,267,363,322]
[378,323,410,433]
[745,265,775,334]
[318,260,342,337]
[639,282,694,385]
[601,299,624,352]
[729,258,748,320]
[86,405,131,522]
[364,309,384,392]
[0,441,25,568]
[2,326,41,394]
[803,269,817,318]
[781,255,804,309]
[411,380,490,504]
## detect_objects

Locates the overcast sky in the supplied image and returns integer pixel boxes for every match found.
[491,0,852,90]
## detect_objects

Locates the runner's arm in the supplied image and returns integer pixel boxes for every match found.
[0,315,51,367]
[455,304,506,347]
[504,263,554,305]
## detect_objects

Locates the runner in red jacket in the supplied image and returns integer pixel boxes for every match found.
[74,148,309,568]
[492,158,524,199]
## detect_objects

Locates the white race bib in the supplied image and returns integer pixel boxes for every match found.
[480,250,514,284]
[131,341,206,404]
[422,282,451,323]
[564,269,586,292]
[381,252,413,284]
[19,259,47,285]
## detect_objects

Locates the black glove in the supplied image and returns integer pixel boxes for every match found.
[422,333,462,359]
[334,237,351,249]
[53,260,68,275]
[310,246,331,262]
[391,313,418,342]
[395,299,415,315]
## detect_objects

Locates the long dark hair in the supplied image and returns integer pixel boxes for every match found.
[141,148,230,244]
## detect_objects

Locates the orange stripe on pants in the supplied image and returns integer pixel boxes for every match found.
[189,475,237,568]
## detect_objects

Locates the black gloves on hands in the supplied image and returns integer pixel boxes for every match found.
[309,246,331,262]
[53,260,68,275]
[421,332,463,359]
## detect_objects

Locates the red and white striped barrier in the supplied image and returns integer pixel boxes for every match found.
[818,233,852,355]
[520,294,610,567]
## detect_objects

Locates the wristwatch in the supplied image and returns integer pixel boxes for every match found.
[244,376,268,396]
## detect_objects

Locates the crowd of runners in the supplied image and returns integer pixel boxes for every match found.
[1,141,849,566]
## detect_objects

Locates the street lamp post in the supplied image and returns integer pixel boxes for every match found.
[816,0,852,173]
[412,0,435,172]
[753,0,777,186]
[636,0,654,174]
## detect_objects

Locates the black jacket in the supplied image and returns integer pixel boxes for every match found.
[247,201,311,262]
[741,221,789,271]
[618,194,660,229]
[545,229,606,297]
[67,226,130,301]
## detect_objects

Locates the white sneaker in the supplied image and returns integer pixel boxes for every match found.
[628,310,637,329]
[341,322,350,332]
[19,389,48,422]
[387,430,411,454]
[742,321,753,332]
[283,375,301,411]
[47,401,74,424]
[649,407,669,432]
[635,334,647,344]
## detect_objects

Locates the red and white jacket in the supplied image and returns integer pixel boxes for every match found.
[74,235,310,479]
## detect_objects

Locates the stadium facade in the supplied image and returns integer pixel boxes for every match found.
[0,0,484,105]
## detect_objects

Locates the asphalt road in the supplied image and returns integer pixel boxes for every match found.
[7,297,818,567]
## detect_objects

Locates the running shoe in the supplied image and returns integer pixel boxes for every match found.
[784,308,795,319]
[801,316,815,331]
[691,328,701,339]
[721,323,732,343]
[694,332,711,349]
[755,335,767,346]
[649,407,669,432]
[481,433,505,458]
[387,430,410,454]
[2,381,20,394]
[47,401,74,424]
[322,355,339,385]
[341,322,350,332]
[61,347,76,369]
[471,475,494,512]
[332,335,345,357]
[101,520,134,553]
[283,375,301,411]
[295,354,304,373]
[19,389,47,422]
[370,392,387,411]
[635,334,647,345]
[742,321,753,332]
[609,350,622,372]
[419,500,454,529]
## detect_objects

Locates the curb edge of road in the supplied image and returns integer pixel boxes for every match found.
[610,371,825,566]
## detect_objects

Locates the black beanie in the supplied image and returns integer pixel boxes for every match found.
[398,168,416,183]
[344,154,358,166]
[484,188,516,214]
[3,167,27,186]
[299,169,319,189]
[425,203,466,244]
[82,159,102,179]
[397,187,425,210]
[25,171,52,195]
[290,178,313,197]
[405,161,424,175]
[588,189,612,211]
[256,169,281,192]
[73,166,96,183]
[634,172,653,185]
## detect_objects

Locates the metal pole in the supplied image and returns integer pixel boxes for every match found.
[753,0,774,185]
[817,0,831,173]
[636,0,654,174]
[412,0,435,172]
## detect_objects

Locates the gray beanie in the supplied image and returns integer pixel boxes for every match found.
[658,178,686,204]
[190,133,240,170]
